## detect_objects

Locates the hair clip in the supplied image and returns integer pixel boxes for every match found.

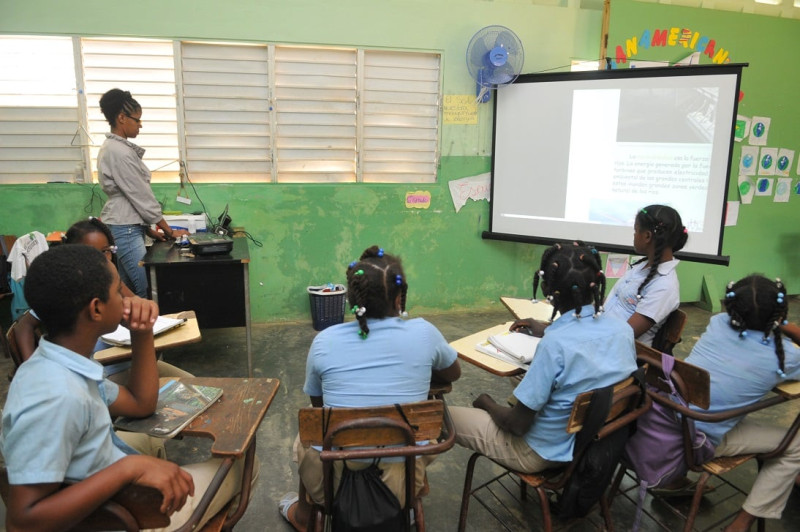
[726,291,736,299]
[355,269,364,276]
[349,261,357,269]
[377,248,384,257]
[358,330,368,340]
[777,368,788,379]
[640,208,648,214]
[731,319,740,327]
[395,274,402,285]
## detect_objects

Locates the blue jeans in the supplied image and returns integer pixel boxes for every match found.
[109,224,148,298]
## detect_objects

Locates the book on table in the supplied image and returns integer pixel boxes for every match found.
[100,315,187,346]
[474,339,531,370]
[114,380,223,438]
[486,330,541,364]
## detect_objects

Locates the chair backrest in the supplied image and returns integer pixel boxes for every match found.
[6,311,40,372]
[298,399,455,517]
[0,467,170,531]
[635,340,710,409]
[651,308,687,355]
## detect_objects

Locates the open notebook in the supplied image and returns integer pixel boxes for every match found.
[100,316,186,346]
[114,380,223,438]
[473,330,541,369]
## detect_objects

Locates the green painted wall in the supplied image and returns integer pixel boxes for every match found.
[608,0,800,303]
[0,0,601,322]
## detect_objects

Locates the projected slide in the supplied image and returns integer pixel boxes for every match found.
[488,65,742,262]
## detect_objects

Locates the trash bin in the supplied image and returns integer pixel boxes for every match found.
[307,284,347,331]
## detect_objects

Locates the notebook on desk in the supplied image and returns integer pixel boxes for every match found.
[100,316,187,346]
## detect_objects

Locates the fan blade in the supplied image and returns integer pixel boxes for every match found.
[494,30,520,55]
[485,63,516,85]
[468,36,493,77]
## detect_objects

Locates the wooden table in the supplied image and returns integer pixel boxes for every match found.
[142,238,253,376]
[171,376,280,529]
[500,296,558,321]
[94,310,201,365]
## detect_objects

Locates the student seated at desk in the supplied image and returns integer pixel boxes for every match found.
[0,245,247,532]
[683,275,800,532]
[449,243,636,474]
[511,205,687,347]
[13,217,191,382]
[279,245,461,531]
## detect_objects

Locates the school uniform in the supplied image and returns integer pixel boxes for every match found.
[604,258,680,346]
[0,338,245,532]
[686,313,800,519]
[450,304,637,472]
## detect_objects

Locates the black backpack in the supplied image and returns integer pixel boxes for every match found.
[557,370,644,519]
[0,236,11,295]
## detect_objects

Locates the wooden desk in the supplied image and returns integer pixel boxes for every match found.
[170,376,280,528]
[500,296,557,321]
[450,322,525,377]
[142,238,253,376]
[94,310,201,365]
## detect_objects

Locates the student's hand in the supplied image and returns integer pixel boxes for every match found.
[509,318,547,337]
[473,393,497,411]
[172,229,189,237]
[123,455,194,515]
[147,227,168,242]
[122,296,159,332]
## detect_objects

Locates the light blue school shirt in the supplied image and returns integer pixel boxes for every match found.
[304,317,458,408]
[604,258,680,346]
[0,338,129,484]
[686,313,800,446]
[513,304,637,462]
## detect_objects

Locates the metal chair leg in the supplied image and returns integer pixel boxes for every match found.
[457,452,482,532]
[683,471,711,532]
[535,486,553,532]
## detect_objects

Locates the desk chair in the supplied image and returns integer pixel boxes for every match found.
[5,311,40,380]
[298,399,456,532]
[610,342,800,532]
[457,375,650,532]
[651,308,687,355]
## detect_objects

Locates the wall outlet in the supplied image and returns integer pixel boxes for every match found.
[176,195,192,205]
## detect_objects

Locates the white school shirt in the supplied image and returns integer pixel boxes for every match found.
[7,231,48,281]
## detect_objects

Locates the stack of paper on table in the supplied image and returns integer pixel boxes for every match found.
[474,330,541,369]
[101,316,186,346]
[114,380,223,438]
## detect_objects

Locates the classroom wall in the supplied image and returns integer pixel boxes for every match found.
[0,0,602,322]
[608,0,800,304]
[4,0,797,323]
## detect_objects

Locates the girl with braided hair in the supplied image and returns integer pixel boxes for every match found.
[97,88,187,298]
[280,245,461,531]
[449,243,636,474]
[684,275,800,531]
[603,204,687,346]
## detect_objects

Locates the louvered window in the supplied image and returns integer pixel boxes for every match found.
[0,36,81,184]
[81,37,180,182]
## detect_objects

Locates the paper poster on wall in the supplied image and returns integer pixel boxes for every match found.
[774,178,791,202]
[443,95,478,125]
[755,177,773,196]
[739,146,758,175]
[776,149,794,177]
[758,147,778,176]
[738,175,755,204]
[448,172,491,213]
[724,201,739,226]
[748,116,771,146]
[405,190,431,209]
[734,115,750,142]
[604,253,630,279]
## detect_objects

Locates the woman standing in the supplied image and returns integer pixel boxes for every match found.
[97,89,186,297]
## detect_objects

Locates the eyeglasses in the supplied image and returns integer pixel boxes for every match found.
[125,114,142,125]
[102,245,118,255]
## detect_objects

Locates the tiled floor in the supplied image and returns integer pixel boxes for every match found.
[1,301,800,531]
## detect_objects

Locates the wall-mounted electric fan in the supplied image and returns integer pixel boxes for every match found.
[466,25,525,103]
